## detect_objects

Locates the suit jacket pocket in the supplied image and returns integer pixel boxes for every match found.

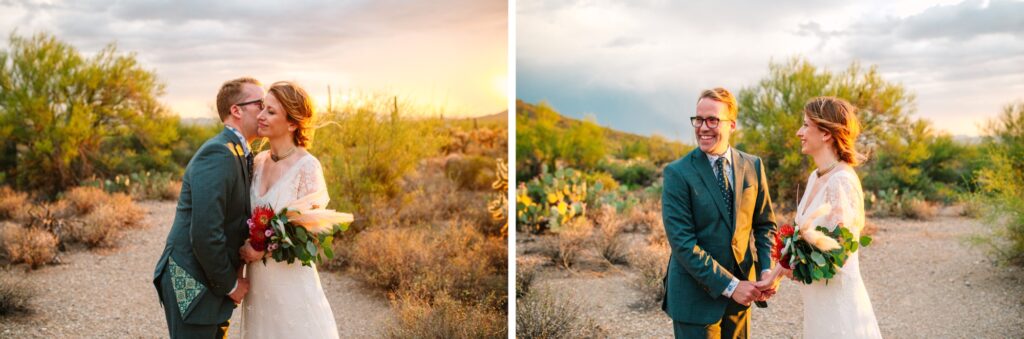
[168,257,209,320]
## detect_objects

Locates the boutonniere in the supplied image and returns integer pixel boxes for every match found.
[235,144,245,157]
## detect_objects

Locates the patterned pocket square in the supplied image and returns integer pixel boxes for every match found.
[168,258,207,318]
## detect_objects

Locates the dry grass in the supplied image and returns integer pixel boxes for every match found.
[1,222,59,269]
[591,205,628,265]
[628,243,670,310]
[0,275,35,316]
[386,292,507,339]
[63,186,109,215]
[624,200,662,233]
[516,287,606,339]
[516,259,538,299]
[162,181,182,201]
[348,221,506,308]
[903,198,938,221]
[0,187,29,221]
[65,192,145,248]
[552,218,594,269]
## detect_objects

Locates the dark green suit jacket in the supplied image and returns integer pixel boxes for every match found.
[661,148,776,324]
[153,128,251,325]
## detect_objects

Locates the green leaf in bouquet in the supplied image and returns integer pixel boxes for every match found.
[860,235,872,247]
[811,267,824,280]
[822,268,834,280]
[305,241,317,259]
[322,236,335,258]
[295,227,309,243]
[850,241,859,253]
[810,252,826,266]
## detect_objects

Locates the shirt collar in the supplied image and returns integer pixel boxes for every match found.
[706,146,732,165]
[224,125,251,156]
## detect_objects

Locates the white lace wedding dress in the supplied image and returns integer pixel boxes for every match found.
[794,168,882,339]
[240,152,339,338]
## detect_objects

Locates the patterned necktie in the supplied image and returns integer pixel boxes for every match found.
[245,152,255,182]
[715,157,734,221]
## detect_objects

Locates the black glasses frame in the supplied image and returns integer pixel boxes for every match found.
[690,116,733,128]
[235,98,265,110]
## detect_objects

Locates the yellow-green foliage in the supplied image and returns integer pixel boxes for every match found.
[312,95,446,228]
[0,32,181,196]
[972,102,1024,264]
[517,167,588,234]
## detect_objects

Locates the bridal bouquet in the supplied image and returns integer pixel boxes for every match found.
[247,191,353,267]
[771,205,872,284]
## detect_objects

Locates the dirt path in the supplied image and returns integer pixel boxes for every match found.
[0,201,393,338]
[527,215,1024,338]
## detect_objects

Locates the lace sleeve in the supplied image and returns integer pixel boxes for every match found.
[295,157,330,207]
[822,172,865,236]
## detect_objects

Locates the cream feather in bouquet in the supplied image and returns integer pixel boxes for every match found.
[771,203,872,284]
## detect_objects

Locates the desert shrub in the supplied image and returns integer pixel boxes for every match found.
[63,186,110,216]
[591,205,628,265]
[598,159,658,188]
[445,155,497,191]
[0,275,35,316]
[551,218,594,269]
[516,259,538,299]
[0,32,182,196]
[0,187,28,220]
[65,193,145,248]
[386,293,506,339]
[2,222,58,269]
[628,243,669,310]
[902,197,937,220]
[516,101,607,180]
[348,222,506,308]
[162,180,182,201]
[314,94,446,228]
[625,200,662,233]
[971,103,1024,264]
[959,192,985,218]
[516,287,605,339]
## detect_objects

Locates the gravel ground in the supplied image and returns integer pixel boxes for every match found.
[525,215,1024,338]
[0,201,393,338]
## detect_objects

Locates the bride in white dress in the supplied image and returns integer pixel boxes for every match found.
[238,81,339,338]
[763,97,882,338]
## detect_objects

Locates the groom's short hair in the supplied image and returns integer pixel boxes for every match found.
[698,87,738,120]
[216,77,262,121]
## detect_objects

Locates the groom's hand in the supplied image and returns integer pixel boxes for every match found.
[228,276,250,304]
[730,281,762,306]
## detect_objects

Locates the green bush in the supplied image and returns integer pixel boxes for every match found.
[972,102,1024,265]
[0,32,181,197]
[445,155,497,191]
[313,95,446,228]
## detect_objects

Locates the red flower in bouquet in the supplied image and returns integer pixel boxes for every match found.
[248,206,275,251]
[772,224,796,269]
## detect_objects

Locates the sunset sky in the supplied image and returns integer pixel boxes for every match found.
[0,0,508,119]
[518,0,1024,140]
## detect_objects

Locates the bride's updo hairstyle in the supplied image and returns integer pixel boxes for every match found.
[268,81,315,148]
[804,96,864,166]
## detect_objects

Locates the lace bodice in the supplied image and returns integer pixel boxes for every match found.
[796,169,866,237]
[251,151,330,211]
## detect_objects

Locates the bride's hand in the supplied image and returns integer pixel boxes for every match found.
[240,240,264,263]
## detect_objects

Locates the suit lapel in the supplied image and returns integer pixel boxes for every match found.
[691,152,730,223]
[220,128,251,198]
[732,151,747,228]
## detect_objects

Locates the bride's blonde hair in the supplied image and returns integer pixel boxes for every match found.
[804,96,864,166]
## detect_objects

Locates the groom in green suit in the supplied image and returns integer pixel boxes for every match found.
[153,77,264,338]
[661,88,777,338]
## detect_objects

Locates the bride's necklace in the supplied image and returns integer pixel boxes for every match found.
[270,146,297,162]
[816,160,840,176]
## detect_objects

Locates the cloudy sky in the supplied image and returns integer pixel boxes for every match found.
[0,0,508,118]
[518,0,1024,141]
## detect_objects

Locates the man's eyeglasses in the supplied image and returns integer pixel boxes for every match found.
[690,116,732,129]
[236,98,265,110]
